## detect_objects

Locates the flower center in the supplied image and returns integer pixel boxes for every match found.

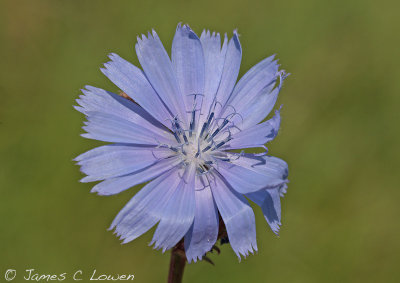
[183,142,199,161]
[158,100,241,175]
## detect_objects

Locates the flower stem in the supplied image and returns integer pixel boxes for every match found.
[168,243,186,283]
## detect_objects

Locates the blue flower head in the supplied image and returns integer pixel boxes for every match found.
[75,24,289,262]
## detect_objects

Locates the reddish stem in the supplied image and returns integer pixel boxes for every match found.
[167,242,186,283]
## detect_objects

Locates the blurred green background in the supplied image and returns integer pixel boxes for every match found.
[1,0,399,282]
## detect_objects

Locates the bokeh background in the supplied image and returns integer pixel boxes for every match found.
[1,0,399,282]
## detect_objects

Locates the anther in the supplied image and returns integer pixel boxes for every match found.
[207,119,229,142]
[173,131,181,143]
[182,133,188,143]
[200,112,214,138]
[195,141,201,157]
[201,145,212,153]
[213,141,226,150]
[212,131,232,150]
[169,146,179,153]
[199,122,207,138]
[189,109,196,138]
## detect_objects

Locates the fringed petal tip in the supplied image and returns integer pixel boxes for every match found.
[148,240,171,254]
[90,186,110,196]
[277,70,290,88]
[186,246,217,263]
[109,223,139,244]
[279,183,289,197]
[107,52,119,61]
[200,29,209,38]
[114,233,131,245]
[235,244,258,262]
[133,30,158,44]
[269,220,282,236]
[80,132,91,139]
[200,29,225,41]
[176,23,200,41]
[186,256,201,264]
[176,22,191,31]
[79,176,93,183]
[232,30,242,53]
[73,105,85,115]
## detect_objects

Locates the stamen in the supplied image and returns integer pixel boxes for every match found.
[178,171,188,184]
[199,122,207,138]
[212,130,232,150]
[226,124,242,132]
[197,167,205,174]
[206,111,215,127]
[188,100,198,138]
[200,112,214,138]
[158,95,245,179]
[213,138,231,150]
[216,157,230,162]
[201,145,212,153]
[225,111,244,124]
[253,145,269,156]
[207,118,229,142]
[172,131,181,143]
[173,117,189,144]
[151,150,167,161]
[189,109,195,137]
[182,133,188,143]
[229,150,244,160]
[169,147,179,153]
[212,100,222,112]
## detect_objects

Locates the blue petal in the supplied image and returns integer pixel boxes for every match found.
[221,55,278,126]
[76,86,171,133]
[197,30,228,133]
[226,109,281,150]
[150,164,196,252]
[110,169,184,243]
[229,55,277,103]
[279,182,288,197]
[184,176,219,263]
[81,111,172,145]
[75,145,173,182]
[172,24,205,115]
[200,30,227,94]
[135,30,188,125]
[89,156,182,195]
[216,154,288,194]
[247,185,286,235]
[213,31,242,119]
[100,54,172,126]
[261,189,282,234]
[211,173,257,259]
[230,70,287,130]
